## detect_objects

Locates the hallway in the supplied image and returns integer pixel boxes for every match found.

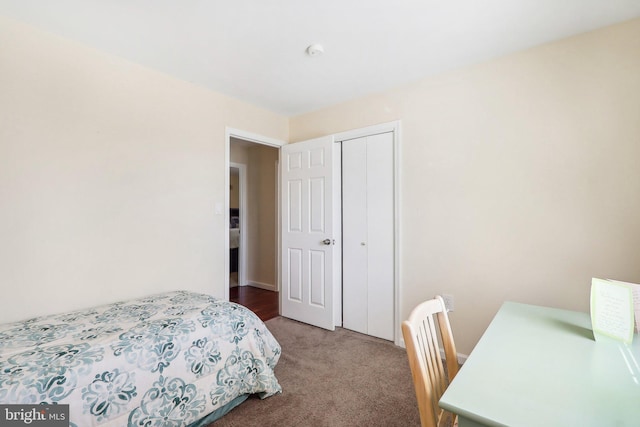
[230,286,279,322]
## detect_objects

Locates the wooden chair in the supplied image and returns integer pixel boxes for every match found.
[402,296,460,427]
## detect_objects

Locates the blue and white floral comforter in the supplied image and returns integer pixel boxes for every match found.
[0,291,282,426]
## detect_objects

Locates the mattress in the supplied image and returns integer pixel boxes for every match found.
[0,291,281,426]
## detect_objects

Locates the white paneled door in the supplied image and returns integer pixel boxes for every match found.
[280,136,336,330]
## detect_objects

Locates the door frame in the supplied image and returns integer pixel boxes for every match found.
[332,120,401,346]
[229,162,247,287]
[224,127,285,302]
[225,122,401,345]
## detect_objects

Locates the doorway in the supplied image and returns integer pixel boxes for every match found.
[225,128,285,307]
[229,163,244,288]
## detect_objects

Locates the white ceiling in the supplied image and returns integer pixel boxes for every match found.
[2,1,640,116]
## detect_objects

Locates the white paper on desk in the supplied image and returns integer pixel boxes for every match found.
[607,279,640,334]
[590,278,634,344]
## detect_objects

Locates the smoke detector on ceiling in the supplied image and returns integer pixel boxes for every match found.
[305,43,324,57]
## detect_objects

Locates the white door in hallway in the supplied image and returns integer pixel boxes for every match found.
[280,136,336,330]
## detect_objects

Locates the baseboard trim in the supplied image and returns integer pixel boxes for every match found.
[245,281,276,292]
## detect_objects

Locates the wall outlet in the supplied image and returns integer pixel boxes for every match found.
[442,294,454,312]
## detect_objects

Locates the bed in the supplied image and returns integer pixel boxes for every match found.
[0,290,281,426]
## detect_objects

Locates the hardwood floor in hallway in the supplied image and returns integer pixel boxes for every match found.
[229,286,279,322]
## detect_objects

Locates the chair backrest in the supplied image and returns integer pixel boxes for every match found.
[402,296,459,427]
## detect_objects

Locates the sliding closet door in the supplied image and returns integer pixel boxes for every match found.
[342,132,394,340]
[342,138,368,334]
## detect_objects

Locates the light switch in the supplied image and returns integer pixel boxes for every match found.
[214,202,223,215]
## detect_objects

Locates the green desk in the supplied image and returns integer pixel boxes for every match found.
[439,302,640,427]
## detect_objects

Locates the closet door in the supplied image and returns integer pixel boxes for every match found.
[342,132,394,340]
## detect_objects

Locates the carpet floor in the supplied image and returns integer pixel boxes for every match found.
[212,316,421,426]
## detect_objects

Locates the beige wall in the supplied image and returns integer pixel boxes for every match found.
[0,16,288,323]
[229,142,248,210]
[246,145,279,288]
[229,172,240,209]
[3,12,640,354]
[290,18,640,354]
[230,141,250,164]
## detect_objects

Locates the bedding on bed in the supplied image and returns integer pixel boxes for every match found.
[0,291,281,426]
